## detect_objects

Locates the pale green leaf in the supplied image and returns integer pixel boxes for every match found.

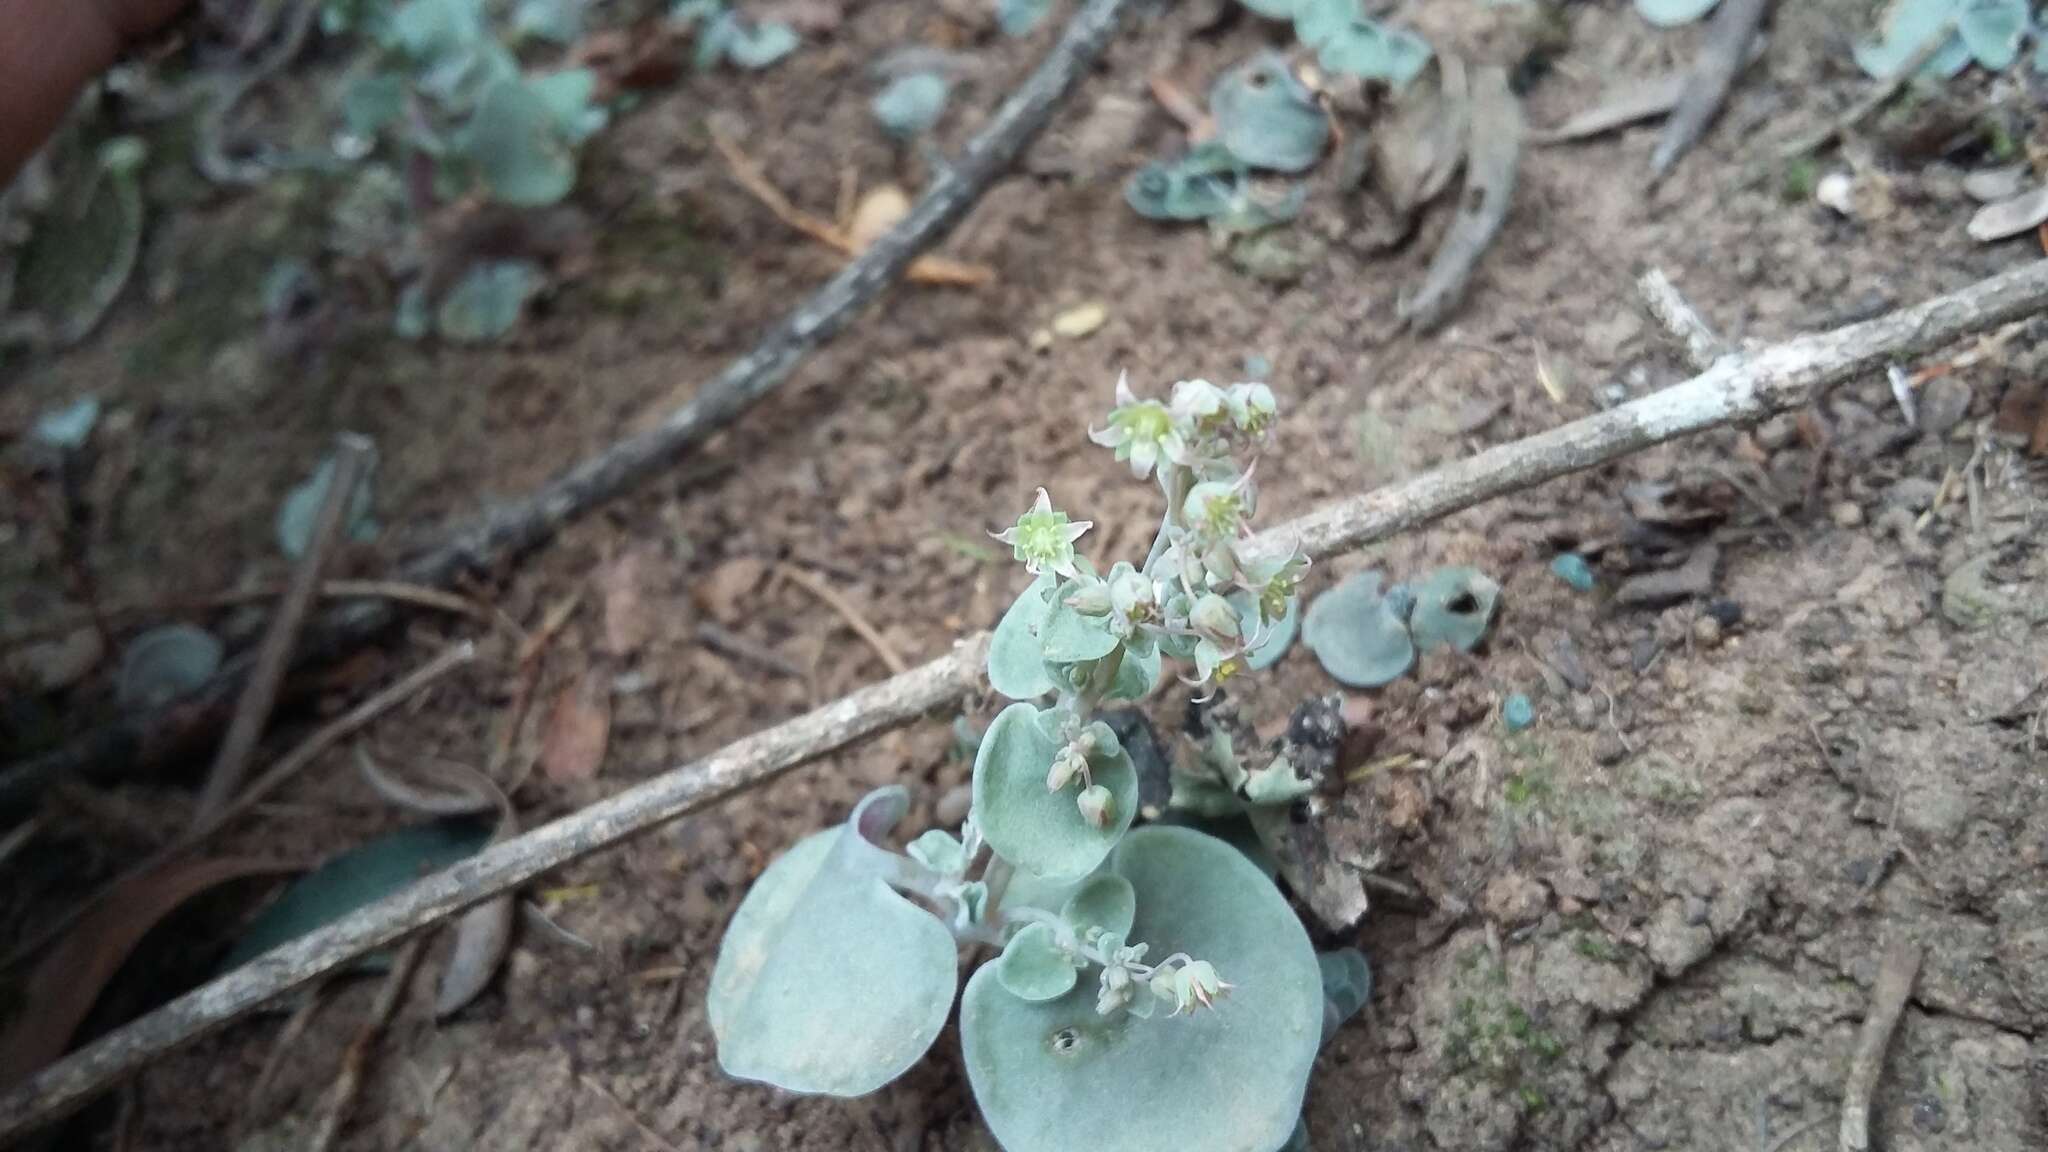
[989,574,1058,699]
[1302,571,1414,687]
[1060,873,1136,941]
[117,625,224,711]
[1408,566,1500,653]
[973,703,1136,881]
[277,452,379,559]
[466,76,577,206]
[1956,0,2028,69]
[709,789,959,1096]
[961,826,1322,1152]
[1634,0,1718,27]
[1210,51,1329,173]
[435,260,541,343]
[873,72,949,139]
[997,922,1079,1001]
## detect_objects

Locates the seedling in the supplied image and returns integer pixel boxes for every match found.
[711,377,1356,1151]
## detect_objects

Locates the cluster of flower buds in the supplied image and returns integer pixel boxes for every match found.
[1089,374,1276,481]
[1093,933,1151,1016]
[1045,721,1122,828]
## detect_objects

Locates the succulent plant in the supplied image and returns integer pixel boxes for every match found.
[710,375,1358,1151]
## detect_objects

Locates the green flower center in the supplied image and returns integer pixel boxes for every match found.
[1114,402,1172,444]
[1014,510,1070,560]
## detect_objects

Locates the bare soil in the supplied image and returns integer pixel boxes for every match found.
[3,1,2046,1150]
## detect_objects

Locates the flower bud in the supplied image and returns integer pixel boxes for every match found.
[1064,576,1113,616]
[1076,784,1115,829]
[1189,593,1240,644]
[1046,747,1084,792]
[1169,960,1231,1015]
[1077,721,1121,763]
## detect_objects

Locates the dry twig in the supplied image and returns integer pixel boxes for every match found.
[1,0,1135,807]
[193,435,374,830]
[1638,267,1730,370]
[777,564,908,675]
[1839,938,1922,1152]
[0,579,506,655]
[1651,0,1770,180]
[4,260,2048,1139]
[306,938,421,1152]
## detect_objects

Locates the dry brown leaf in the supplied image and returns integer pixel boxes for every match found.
[540,667,612,783]
[0,857,294,1089]
[696,556,767,625]
[1967,186,2048,243]
[596,549,655,658]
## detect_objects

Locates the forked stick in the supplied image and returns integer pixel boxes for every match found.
[1,259,2046,1138]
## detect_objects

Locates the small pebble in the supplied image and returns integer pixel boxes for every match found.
[1692,616,1723,648]
[1830,500,1865,528]
[1593,733,1628,766]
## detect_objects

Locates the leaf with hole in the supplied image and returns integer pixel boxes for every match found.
[1210,51,1329,173]
[1125,143,1249,221]
[989,573,1059,699]
[961,826,1322,1152]
[709,787,959,1095]
[1302,571,1414,687]
[973,703,1136,881]
[1408,566,1500,653]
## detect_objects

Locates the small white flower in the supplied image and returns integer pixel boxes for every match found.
[1224,382,1276,434]
[1090,371,1186,479]
[1169,379,1227,429]
[990,488,1092,578]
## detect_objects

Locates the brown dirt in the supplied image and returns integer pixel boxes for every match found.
[4,1,2047,1149]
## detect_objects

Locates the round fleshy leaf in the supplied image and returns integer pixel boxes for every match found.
[1316,20,1433,89]
[1957,0,2027,70]
[1209,51,1329,173]
[708,798,958,1096]
[1040,597,1119,664]
[998,922,1079,1002]
[907,829,967,874]
[1125,142,1246,221]
[988,574,1058,699]
[465,75,576,206]
[1853,0,1971,79]
[1634,0,1718,27]
[1238,0,1297,17]
[962,826,1322,1152]
[1408,566,1500,653]
[1060,873,1136,941]
[872,72,949,139]
[436,260,542,343]
[1302,571,1415,688]
[118,625,224,710]
[973,703,1137,881]
[1293,0,1357,48]
[1316,947,1372,1044]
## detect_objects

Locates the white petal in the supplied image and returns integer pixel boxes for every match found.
[1030,487,1052,514]
[1114,370,1136,407]
[1063,519,1094,544]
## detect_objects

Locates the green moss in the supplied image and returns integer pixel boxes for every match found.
[1781,157,1818,203]
[1518,1086,1548,1113]
[1570,931,1619,964]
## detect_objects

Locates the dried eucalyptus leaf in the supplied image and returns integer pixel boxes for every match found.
[1059,873,1136,940]
[973,703,1136,881]
[1210,51,1329,173]
[1967,185,2048,242]
[117,625,224,710]
[436,260,542,343]
[709,789,958,1096]
[1302,571,1415,688]
[872,72,949,139]
[998,922,1079,1002]
[961,826,1322,1152]
[989,574,1059,699]
[1408,566,1501,653]
[1635,0,1719,27]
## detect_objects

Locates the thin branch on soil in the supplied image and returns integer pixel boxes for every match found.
[1638,267,1730,370]
[694,622,806,681]
[193,436,375,832]
[1839,938,1922,1152]
[0,0,1136,809]
[1776,22,1955,160]
[306,937,420,1152]
[495,591,584,794]
[776,564,908,675]
[5,260,2048,1139]
[0,642,478,973]
[578,1073,683,1152]
[1650,0,1770,181]
[0,817,41,870]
